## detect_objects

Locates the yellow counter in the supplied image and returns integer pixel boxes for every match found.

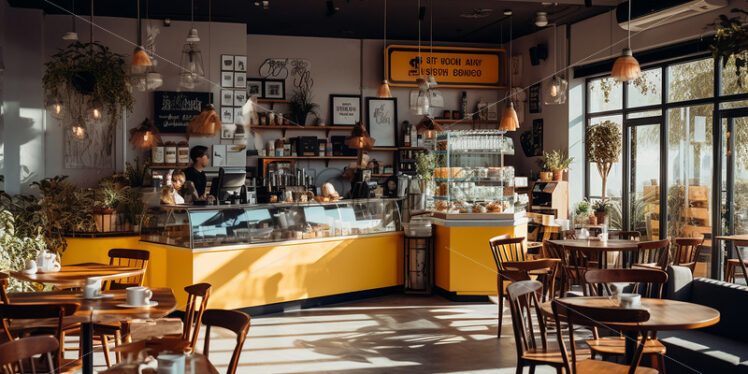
[63,233,404,310]
[433,218,528,296]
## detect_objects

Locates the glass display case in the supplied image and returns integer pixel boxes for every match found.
[140,199,402,249]
[432,130,525,218]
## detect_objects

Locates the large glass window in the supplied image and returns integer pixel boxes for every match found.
[627,68,662,108]
[721,56,748,96]
[588,115,623,200]
[588,77,622,113]
[668,58,714,102]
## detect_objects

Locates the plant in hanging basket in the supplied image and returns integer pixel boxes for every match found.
[586,120,622,203]
[710,9,748,87]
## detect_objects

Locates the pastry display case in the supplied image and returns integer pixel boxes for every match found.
[140,199,402,249]
[432,130,525,219]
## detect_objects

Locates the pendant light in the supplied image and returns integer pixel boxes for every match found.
[376,0,391,98]
[426,0,443,108]
[346,122,375,169]
[187,104,221,137]
[72,116,87,140]
[179,0,205,89]
[412,0,430,115]
[144,0,163,90]
[129,118,161,148]
[611,0,641,82]
[544,24,568,105]
[500,11,519,131]
[131,0,152,75]
[62,0,78,41]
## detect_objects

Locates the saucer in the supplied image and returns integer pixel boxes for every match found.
[116,301,158,308]
[81,293,115,300]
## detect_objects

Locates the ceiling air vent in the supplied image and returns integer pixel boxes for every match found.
[617,0,726,31]
[460,9,493,19]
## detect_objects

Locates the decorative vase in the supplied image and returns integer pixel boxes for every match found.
[552,169,564,181]
[540,171,553,182]
[588,215,598,226]
[595,211,608,225]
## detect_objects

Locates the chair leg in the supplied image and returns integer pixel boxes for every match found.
[114,330,122,364]
[529,364,536,374]
[498,281,504,339]
[655,353,666,374]
[101,334,112,368]
[555,366,563,374]
[515,362,524,374]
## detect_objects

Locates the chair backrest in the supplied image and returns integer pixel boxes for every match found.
[561,230,577,240]
[672,238,704,268]
[0,303,78,371]
[106,248,150,290]
[489,236,527,271]
[543,240,564,261]
[561,245,593,295]
[0,335,58,374]
[552,299,650,374]
[614,231,641,241]
[584,268,668,298]
[183,283,211,349]
[506,280,547,362]
[0,274,9,304]
[635,239,670,270]
[201,309,251,374]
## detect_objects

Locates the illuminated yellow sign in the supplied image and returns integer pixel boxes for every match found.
[385,45,507,88]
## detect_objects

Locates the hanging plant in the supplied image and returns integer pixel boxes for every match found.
[710,9,748,87]
[42,42,135,152]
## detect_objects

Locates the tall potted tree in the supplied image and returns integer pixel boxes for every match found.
[586,120,622,203]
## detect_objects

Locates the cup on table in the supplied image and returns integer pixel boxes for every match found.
[157,353,186,374]
[83,278,102,299]
[126,286,153,306]
[619,293,642,309]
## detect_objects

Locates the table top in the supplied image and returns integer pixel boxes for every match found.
[8,288,176,324]
[9,263,146,288]
[99,354,219,374]
[549,239,640,251]
[716,235,748,242]
[540,297,720,331]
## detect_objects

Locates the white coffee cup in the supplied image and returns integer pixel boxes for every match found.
[619,293,642,309]
[126,286,153,306]
[157,354,185,374]
[83,278,102,299]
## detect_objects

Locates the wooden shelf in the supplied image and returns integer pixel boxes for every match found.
[399,146,427,150]
[256,155,357,167]
[433,118,499,128]
[256,99,287,103]
[250,125,354,137]
[371,147,398,151]
[150,164,191,170]
[371,174,393,177]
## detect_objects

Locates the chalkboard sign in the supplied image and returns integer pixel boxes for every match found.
[154,91,212,133]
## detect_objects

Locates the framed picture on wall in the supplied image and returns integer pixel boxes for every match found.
[221,124,236,140]
[528,83,542,113]
[247,79,263,98]
[220,107,234,124]
[220,89,234,106]
[263,79,285,100]
[221,55,234,71]
[234,73,246,88]
[234,90,247,106]
[366,97,397,147]
[330,94,361,126]
[221,72,234,88]
[234,107,245,125]
[234,56,247,72]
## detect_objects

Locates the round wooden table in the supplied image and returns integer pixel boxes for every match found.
[9,263,146,288]
[549,239,639,268]
[715,235,748,282]
[9,288,176,374]
[540,297,720,363]
[100,353,219,374]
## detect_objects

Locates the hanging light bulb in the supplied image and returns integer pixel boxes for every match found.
[72,123,86,139]
[179,0,204,89]
[611,0,640,82]
[47,100,64,120]
[131,0,152,74]
[544,24,568,105]
[415,77,430,115]
[499,101,519,131]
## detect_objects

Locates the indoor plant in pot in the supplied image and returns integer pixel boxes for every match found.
[710,9,748,87]
[288,85,319,126]
[537,150,573,181]
[94,180,125,232]
[575,199,593,226]
[592,200,610,226]
[586,120,622,203]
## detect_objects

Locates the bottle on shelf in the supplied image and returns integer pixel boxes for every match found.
[460,91,468,119]
[410,122,417,148]
[402,121,411,147]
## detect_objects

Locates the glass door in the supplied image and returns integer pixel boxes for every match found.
[719,110,748,282]
[626,120,661,241]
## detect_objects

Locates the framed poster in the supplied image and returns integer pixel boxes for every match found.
[247,79,263,98]
[529,82,542,113]
[153,91,212,133]
[234,72,246,88]
[234,55,247,72]
[366,97,397,147]
[532,118,543,156]
[234,89,247,106]
[263,79,285,99]
[220,89,234,106]
[234,107,244,125]
[221,55,234,71]
[220,107,234,124]
[330,94,361,126]
[221,72,234,88]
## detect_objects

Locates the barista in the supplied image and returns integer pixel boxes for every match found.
[183,146,210,199]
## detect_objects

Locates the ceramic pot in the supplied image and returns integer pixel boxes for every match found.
[553,169,564,181]
[588,215,598,226]
[540,172,553,182]
[595,211,608,225]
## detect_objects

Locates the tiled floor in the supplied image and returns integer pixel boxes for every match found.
[82,294,559,373]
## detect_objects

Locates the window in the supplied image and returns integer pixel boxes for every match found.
[627,68,661,108]
[667,58,713,102]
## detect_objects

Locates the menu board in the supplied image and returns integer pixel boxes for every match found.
[154,91,212,133]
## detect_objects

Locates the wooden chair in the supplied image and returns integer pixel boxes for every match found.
[0,335,59,374]
[559,245,594,296]
[0,303,79,374]
[552,299,658,374]
[725,240,748,284]
[0,273,9,304]
[104,248,150,290]
[671,238,704,273]
[583,268,669,371]
[614,231,642,241]
[632,239,670,271]
[561,230,577,239]
[181,283,212,349]
[489,236,559,338]
[201,309,251,374]
[507,280,589,374]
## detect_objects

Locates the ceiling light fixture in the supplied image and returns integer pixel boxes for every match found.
[611,0,641,82]
[376,0,391,98]
[427,0,443,109]
[500,12,519,132]
[144,0,163,90]
[179,0,205,89]
[544,23,567,105]
[459,8,492,19]
[131,0,152,75]
[413,0,430,115]
[62,0,79,41]
[535,12,548,27]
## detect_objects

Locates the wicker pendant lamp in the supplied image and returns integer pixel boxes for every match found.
[347,122,375,169]
[187,104,221,137]
[500,11,519,131]
[131,0,152,74]
[611,0,641,82]
[377,0,392,98]
[416,115,444,139]
[129,118,161,148]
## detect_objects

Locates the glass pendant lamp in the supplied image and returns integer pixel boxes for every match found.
[544,24,568,105]
[179,0,204,89]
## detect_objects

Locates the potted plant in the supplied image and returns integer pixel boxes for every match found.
[586,120,622,204]
[288,87,319,126]
[710,9,748,86]
[537,150,573,181]
[592,200,610,226]
[0,210,47,291]
[575,199,593,225]
[94,180,126,232]
[117,187,145,233]
[31,176,95,253]
[536,153,553,182]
